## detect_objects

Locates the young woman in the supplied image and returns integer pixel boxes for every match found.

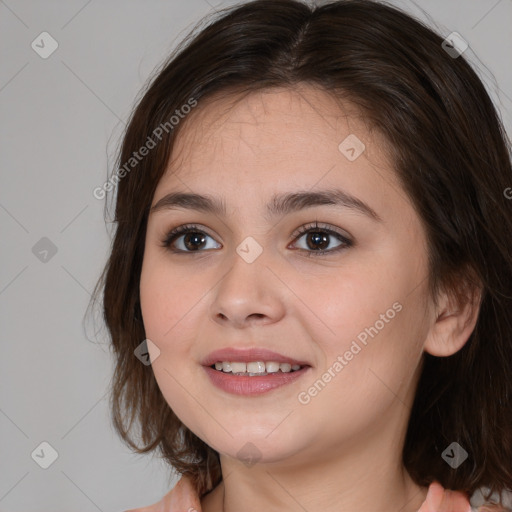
[92,1,512,510]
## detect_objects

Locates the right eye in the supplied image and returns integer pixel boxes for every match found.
[161,224,222,253]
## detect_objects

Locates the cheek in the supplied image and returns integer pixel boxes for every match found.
[139,266,173,341]
[309,261,401,345]
[139,253,208,428]
[139,251,206,343]
[304,255,427,394]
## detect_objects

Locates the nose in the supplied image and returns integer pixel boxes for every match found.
[209,249,286,329]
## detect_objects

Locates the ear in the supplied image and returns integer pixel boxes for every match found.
[423,273,483,357]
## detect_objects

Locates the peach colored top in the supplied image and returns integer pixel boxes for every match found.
[125,475,510,512]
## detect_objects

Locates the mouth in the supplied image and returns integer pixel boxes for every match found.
[209,360,307,376]
[203,362,311,395]
[201,348,312,395]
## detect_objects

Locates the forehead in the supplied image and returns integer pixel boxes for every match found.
[164,85,393,182]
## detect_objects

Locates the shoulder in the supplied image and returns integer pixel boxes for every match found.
[123,498,164,512]
[123,503,160,512]
[418,482,471,512]
[123,475,202,512]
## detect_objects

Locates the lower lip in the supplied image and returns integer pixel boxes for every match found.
[203,365,311,395]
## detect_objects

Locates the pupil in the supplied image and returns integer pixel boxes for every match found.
[308,232,328,250]
[184,232,206,250]
[182,231,329,251]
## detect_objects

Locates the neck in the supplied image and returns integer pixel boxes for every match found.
[217,461,426,512]
[203,416,428,512]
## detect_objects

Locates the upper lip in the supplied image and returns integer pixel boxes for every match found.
[202,348,312,367]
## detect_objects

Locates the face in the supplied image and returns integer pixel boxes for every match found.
[139,85,435,469]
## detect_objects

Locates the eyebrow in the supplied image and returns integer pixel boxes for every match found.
[150,188,382,222]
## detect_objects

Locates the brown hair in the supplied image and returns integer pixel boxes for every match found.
[90,0,512,503]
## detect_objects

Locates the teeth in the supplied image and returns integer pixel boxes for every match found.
[212,361,304,375]
[247,361,265,373]
[231,362,247,373]
[266,362,280,373]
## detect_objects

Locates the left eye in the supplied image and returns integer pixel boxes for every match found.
[291,225,352,255]
[161,222,352,256]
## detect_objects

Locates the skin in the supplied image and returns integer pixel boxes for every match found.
[139,85,480,512]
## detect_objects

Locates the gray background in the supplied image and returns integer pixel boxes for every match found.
[0,0,511,511]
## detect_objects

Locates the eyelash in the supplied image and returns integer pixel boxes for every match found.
[160,221,353,257]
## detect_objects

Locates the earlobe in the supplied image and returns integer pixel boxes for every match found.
[423,285,482,358]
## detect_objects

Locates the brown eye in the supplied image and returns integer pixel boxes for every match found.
[161,224,221,253]
[161,222,353,257]
[290,222,353,257]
